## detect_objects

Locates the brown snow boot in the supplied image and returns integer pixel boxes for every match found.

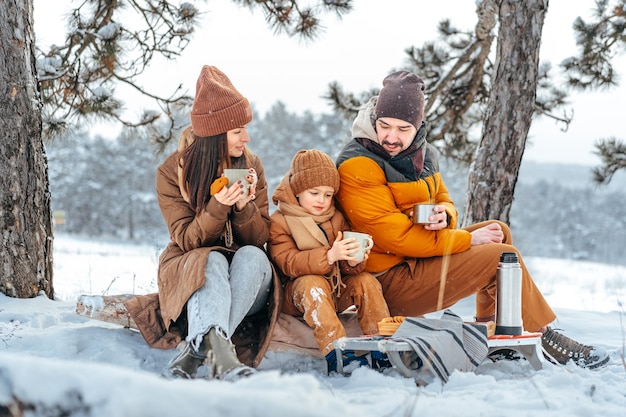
[541,327,609,369]
[204,327,256,381]
[162,341,207,379]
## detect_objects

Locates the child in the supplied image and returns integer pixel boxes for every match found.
[269,149,391,373]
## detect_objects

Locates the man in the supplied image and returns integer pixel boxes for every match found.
[334,70,608,369]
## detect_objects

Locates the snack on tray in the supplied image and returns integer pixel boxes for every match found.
[377,316,406,336]
[377,316,496,337]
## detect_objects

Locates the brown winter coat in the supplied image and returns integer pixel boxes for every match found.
[269,171,390,355]
[125,127,281,367]
[269,173,365,285]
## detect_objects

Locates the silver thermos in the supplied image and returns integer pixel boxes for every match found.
[495,252,523,336]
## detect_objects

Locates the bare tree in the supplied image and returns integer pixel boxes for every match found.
[1,0,200,299]
[232,0,352,38]
[0,0,53,298]
[462,0,547,225]
[38,0,352,145]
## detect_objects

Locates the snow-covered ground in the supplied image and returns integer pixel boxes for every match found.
[1,233,625,416]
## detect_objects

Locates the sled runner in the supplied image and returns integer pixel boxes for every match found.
[333,330,545,384]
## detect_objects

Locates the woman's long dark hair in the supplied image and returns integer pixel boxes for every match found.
[181,132,250,214]
[182,133,227,214]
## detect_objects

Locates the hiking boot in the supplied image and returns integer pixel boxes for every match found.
[325,349,369,374]
[204,327,256,381]
[162,341,207,379]
[541,328,609,369]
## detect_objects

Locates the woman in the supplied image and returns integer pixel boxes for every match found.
[126,65,280,381]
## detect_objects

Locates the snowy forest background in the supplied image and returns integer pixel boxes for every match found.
[47,101,626,267]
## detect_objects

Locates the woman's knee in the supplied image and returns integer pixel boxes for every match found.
[231,245,271,277]
[232,245,267,263]
[206,251,229,277]
[208,250,228,265]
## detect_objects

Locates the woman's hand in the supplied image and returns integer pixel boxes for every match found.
[215,168,258,209]
[215,182,242,207]
[235,168,257,210]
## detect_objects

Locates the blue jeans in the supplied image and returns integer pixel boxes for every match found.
[186,246,272,348]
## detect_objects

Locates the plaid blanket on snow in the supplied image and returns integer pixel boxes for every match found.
[391,310,489,384]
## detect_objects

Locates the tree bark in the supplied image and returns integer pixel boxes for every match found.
[462,0,548,226]
[0,0,54,298]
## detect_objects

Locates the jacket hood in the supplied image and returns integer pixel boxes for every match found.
[175,126,195,203]
[351,97,378,141]
[272,171,300,208]
[177,125,195,154]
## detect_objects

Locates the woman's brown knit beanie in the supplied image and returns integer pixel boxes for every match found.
[374,70,425,129]
[190,65,253,137]
[289,149,341,196]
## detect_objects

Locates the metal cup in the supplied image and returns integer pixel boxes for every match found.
[413,204,438,224]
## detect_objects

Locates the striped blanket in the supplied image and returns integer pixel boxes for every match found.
[391,310,489,384]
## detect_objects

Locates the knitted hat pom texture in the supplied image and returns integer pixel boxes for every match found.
[289,149,341,196]
[190,65,253,137]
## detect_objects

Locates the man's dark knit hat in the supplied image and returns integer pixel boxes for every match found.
[374,71,425,129]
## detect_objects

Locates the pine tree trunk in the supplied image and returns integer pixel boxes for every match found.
[462,0,548,226]
[0,0,54,299]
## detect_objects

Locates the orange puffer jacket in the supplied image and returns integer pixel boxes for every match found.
[335,101,472,273]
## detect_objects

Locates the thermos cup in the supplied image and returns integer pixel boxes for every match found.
[495,252,523,336]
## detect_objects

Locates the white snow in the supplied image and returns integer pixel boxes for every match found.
[0,233,625,416]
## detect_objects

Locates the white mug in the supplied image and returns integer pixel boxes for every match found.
[343,231,374,262]
[223,169,258,198]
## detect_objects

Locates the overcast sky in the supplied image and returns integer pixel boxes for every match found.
[34,0,626,166]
